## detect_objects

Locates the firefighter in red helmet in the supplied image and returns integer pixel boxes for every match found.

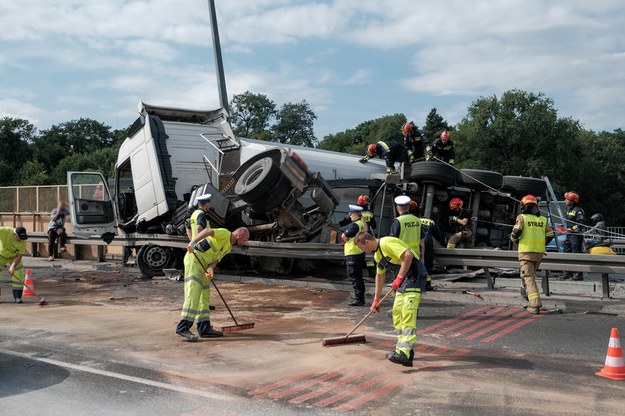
[510,195,554,314]
[359,141,409,173]
[446,198,473,248]
[560,191,585,280]
[401,121,425,161]
[426,131,455,165]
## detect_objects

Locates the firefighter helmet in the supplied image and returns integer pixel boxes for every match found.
[357,194,369,206]
[449,198,463,210]
[367,143,377,155]
[591,213,603,224]
[409,200,419,212]
[520,194,538,207]
[564,191,579,203]
[401,122,414,136]
[440,131,450,141]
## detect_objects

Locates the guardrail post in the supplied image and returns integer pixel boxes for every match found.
[602,273,611,299]
[484,267,494,290]
[31,242,39,257]
[97,246,105,262]
[542,270,551,296]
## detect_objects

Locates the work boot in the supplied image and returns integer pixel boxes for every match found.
[386,350,413,367]
[425,281,434,291]
[209,305,216,310]
[348,298,365,307]
[176,329,199,342]
[199,326,223,338]
[526,306,541,315]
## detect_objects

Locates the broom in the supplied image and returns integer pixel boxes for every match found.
[191,251,255,332]
[322,289,393,346]
[4,265,47,306]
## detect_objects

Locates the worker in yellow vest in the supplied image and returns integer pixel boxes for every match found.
[0,226,28,303]
[341,204,367,306]
[510,195,554,314]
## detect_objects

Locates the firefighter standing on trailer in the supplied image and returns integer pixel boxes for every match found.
[510,195,554,314]
[402,121,425,161]
[446,198,473,248]
[341,205,367,306]
[359,141,409,173]
[355,230,426,367]
[0,226,28,303]
[426,131,455,164]
[561,191,585,281]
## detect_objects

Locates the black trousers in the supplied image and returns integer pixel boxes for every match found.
[48,227,67,257]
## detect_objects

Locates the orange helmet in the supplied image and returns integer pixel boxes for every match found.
[367,143,377,155]
[440,131,450,141]
[520,194,538,207]
[409,200,418,212]
[357,194,369,206]
[401,122,414,136]
[564,191,579,204]
[449,198,463,210]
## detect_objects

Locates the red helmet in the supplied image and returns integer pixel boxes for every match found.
[367,143,377,155]
[449,198,463,210]
[440,131,450,141]
[409,200,418,212]
[564,191,579,204]
[520,194,538,207]
[357,194,369,206]
[401,122,414,136]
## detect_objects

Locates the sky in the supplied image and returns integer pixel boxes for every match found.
[1,0,624,141]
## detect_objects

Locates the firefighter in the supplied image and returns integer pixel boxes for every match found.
[426,131,455,165]
[0,226,28,303]
[510,195,554,314]
[341,205,367,306]
[560,191,585,280]
[585,213,616,255]
[354,231,426,367]
[359,141,409,173]
[401,121,425,161]
[338,194,377,232]
[446,198,473,248]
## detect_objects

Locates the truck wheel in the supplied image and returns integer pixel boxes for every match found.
[502,176,547,196]
[250,175,293,213]
[457,169,503,191]
[234,157,281,204]
[410,161,457,188]
[137,244,174,278]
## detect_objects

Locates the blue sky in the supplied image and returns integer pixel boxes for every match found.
[1,0,624,140]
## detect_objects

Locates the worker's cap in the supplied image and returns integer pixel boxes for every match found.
[15,226,28,240]
[348,204,364,213]
[394,195,411,206]
[195,193,212,204]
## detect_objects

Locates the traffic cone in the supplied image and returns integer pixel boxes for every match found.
[22,269,35,297]
[596,328,625,380]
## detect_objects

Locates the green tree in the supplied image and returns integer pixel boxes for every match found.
[272,100,317,147]
[229,91,277,139]
[0,117,36,185]
[423,107,450,140]
[17,160,50,185]
[318,114,407,154]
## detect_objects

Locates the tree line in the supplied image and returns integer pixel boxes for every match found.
[2,89,624,225]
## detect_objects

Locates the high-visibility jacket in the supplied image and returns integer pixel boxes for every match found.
[390,214,422,260]
[518,214,548,253]
[344,221,364,256]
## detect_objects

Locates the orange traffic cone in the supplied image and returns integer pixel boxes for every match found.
[596,327,625,380]
[22,269,35,297]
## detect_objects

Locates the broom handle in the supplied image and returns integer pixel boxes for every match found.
[344,289,394,338]
[191,251,239,326]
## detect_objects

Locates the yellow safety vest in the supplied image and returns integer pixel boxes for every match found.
[344,221,364,256]
[397,214,421,260]
[518,214,547,253]
[190,209,210,240]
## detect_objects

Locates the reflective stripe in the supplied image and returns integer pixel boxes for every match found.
[518,214,547,253]
[344,221,364,255]
[377,141,390,153]
[605,355,625,367]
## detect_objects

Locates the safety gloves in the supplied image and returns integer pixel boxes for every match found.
[359,156,370,164]
[370,297,381,313]
[391,275,404,290]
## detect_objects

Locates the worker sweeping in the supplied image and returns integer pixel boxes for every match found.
[510,195,554,314]
[0,226,29,304]
[354,231,426,367]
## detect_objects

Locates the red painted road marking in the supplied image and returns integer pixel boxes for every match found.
[447,307,507,337]
[463,310,529,341]
[336,379,404,412]
[289,370,373,404]
[481,313,543,343]
[436,307,506,336]
[314,373,389,407]
[268,371,342,399]
[247,371,314,395]
[418,305,491,334]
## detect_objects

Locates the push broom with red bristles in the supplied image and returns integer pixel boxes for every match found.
[192,252,254,332]
[322,289,393,346]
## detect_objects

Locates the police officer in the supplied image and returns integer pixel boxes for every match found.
[401,121,425,161]
[0,226,28,303]
[354,231,426,367]
[389,196,426,281]
[426,131,455,164]
[561,191,585,280]
[510,195,554,314]
[338,195,377,232]
[446,198,473,248]
[359,141,409,173]
[341,204,367,306]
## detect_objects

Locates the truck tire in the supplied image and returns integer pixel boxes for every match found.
[502,176,547,196]
[137,244,175,278]
[410,161,457,188]
[234,157,281,204]
[457,169,503,191]
[250,175,293,213]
